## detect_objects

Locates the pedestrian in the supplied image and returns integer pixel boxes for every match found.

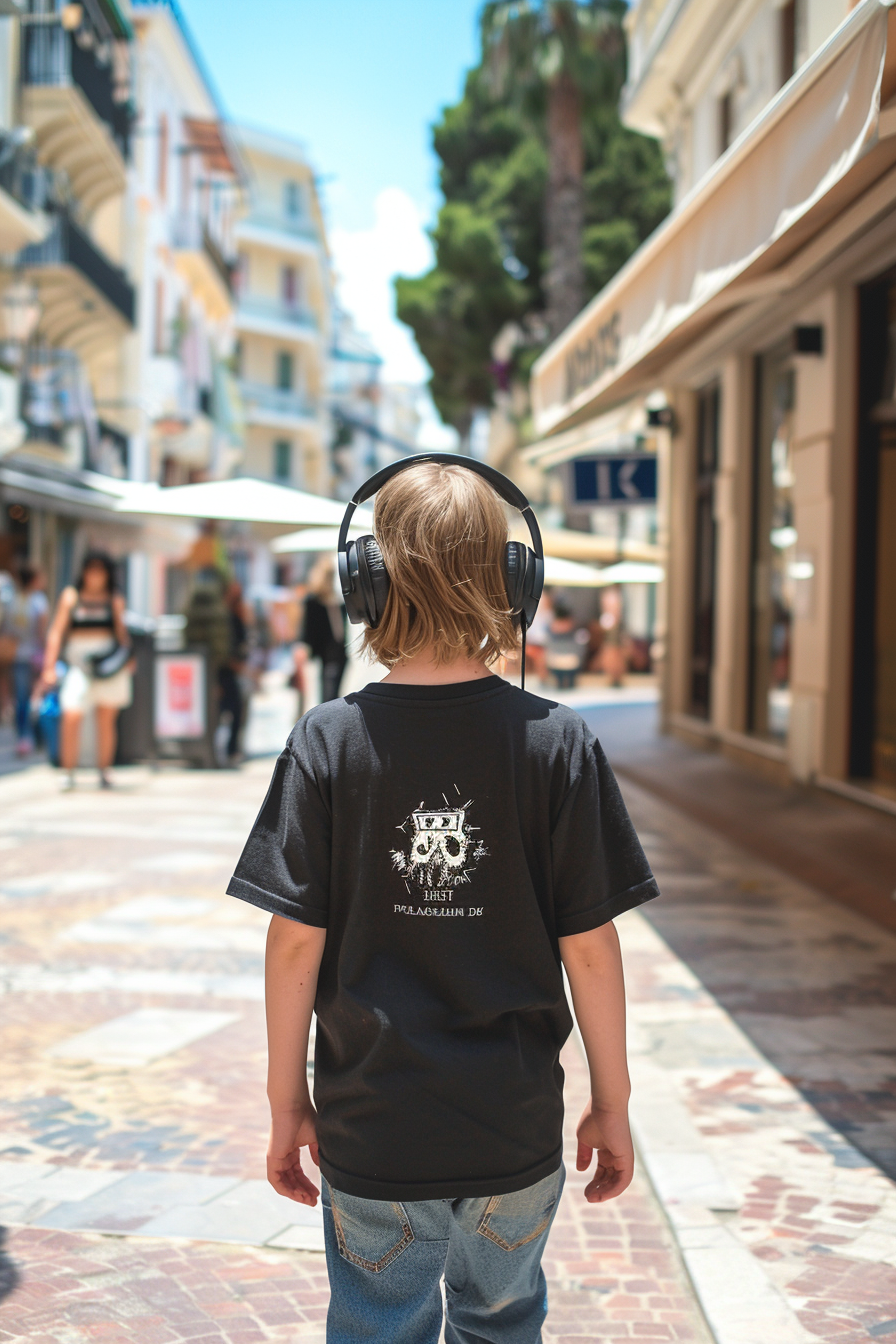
[41,551,132,790]
[227,457,658,1344]
[300,556,347,703]
[1,563,49,756]
[219,579,249,765]
[545,598,588,689]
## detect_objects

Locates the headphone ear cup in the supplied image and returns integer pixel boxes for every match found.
[504,541,529,620]
[356,534,390,629]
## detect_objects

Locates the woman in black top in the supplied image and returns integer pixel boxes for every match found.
[301,557,347,703]
[42,551,132,790]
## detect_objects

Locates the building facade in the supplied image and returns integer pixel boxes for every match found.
[0,0,141,591]
[232,124,330,496]
[530,0,896,811]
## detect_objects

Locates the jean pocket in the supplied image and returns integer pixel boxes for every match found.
[329,1188,415,1273]
[476,1167,563,1252]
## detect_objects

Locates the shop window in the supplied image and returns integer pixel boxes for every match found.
[749,346,796,741]
[690,384,720,719]
[274,439,292,482]
[852,276,896,788]
[276,350,293,391]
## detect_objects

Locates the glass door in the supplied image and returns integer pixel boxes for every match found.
[750,346,796,741]
[690,384,719,718]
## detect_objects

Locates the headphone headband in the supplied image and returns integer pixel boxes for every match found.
[337,453,543,560]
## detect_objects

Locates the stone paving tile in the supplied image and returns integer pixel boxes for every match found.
[0,761,710,1342]
[620,779,896,1343]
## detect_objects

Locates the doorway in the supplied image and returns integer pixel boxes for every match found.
[690,384,719,718]
[852,276,896,788]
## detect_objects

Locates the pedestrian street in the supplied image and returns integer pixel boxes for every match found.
[1,736,895,1343]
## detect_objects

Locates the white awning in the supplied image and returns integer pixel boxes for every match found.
[114,476,372,530]
[523,399,650,466]
[272,525,368,553]
[532,0,896,436]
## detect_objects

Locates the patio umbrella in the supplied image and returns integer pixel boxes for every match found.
[114,476,372,529]
[593,561,664,585]
[271,525,368,553]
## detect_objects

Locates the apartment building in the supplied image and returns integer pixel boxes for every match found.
[530,0,896,816]
[0,0,140,588]
[232,124,330,496]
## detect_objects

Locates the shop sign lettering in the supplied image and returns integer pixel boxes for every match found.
[564,312,621,400]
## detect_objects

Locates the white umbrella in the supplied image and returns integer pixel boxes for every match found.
[114,476,372,529]
[593,561,664,585]
[543,555,614,587]
[272,525,369,554]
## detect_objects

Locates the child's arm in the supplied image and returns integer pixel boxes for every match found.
[265,913,327,1206]
[559,921,634,1203]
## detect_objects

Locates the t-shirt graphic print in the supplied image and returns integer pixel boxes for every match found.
[392,790,488,915]
[227,675,659,1201]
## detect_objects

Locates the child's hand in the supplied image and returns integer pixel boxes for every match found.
[267,1106,320,1206]
[575,1104,634,1203]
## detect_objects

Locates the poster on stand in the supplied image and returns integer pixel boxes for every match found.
[155,653,206,740]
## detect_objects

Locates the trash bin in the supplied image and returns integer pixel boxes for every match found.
[115,615,156,765]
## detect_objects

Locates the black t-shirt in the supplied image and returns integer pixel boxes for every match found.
[227,676,658,1201]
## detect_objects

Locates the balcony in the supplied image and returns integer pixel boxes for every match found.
[171,216,235,321]
[15,209,135,355]
[21,20,131,213]
[236,294,320,346]
[240,380,318,429]
[235,211,322,260]
[0,140,49,251]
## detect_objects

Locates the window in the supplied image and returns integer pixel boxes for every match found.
[690,384,720,719]
[718,90,733,155]
[274,439,292,482]
[749,346,796,741]
[281,265,297,307]
[779,0,807,87]
[157,113,168,200]
[153,277,165,354]
[276,350,293,391]
[283,180,303,219]
[236,250,248,295]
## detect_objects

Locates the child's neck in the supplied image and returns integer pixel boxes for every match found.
[382,649,494,686]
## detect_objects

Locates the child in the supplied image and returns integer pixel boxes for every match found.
[227,459,659,1344]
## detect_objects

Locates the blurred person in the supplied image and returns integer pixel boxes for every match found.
[300,556,347,703]
[41,551,132,790]
[599,586,627,689]
[219,579,249,765]
[0,567,15,726]
[523,586,553,684]
[3,564,49,756]
[545,599,588,689]
[226,459,658,1344]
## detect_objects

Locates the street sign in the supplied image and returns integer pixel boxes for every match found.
[568,455,657,506]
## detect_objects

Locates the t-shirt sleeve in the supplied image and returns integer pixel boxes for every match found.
[226,737,331,928]
[551,732,659,937]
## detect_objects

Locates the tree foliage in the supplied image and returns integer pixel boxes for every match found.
[395,5,671,436]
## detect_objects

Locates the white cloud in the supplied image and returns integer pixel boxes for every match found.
[330,188,459,450]
[330,187,433,385]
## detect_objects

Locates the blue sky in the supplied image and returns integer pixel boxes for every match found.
[178,0,484,385]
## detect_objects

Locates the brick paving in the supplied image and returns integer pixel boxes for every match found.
[0,759,709,1343]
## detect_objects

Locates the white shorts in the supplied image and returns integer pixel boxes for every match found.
[60,636,133,713]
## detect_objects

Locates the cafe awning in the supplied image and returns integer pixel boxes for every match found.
[532,0,896,437]
[114,476,372,530]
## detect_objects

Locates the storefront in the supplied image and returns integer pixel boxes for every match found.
[529,0,896,809]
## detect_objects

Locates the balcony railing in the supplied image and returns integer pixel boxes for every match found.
[19,210,135,324]
[0,140,51,213]
[171,215,235,294]
[22,22,132,159]
[239,211,320,245]
[237,294,319,334]
[240,380,317,421]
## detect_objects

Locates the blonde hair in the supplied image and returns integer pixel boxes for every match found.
[308,555,337,601]
[363,461,519,668]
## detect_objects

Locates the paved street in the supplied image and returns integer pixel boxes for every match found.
[0,700,895,1342]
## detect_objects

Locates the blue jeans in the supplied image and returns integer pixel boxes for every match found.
[12,662,35,741]
[322,1164,564,1344]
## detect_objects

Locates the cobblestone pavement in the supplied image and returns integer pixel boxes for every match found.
[0,759,709,1343]
[2,722,896,1342]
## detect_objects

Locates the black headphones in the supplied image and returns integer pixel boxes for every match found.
[337,452,545,634]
